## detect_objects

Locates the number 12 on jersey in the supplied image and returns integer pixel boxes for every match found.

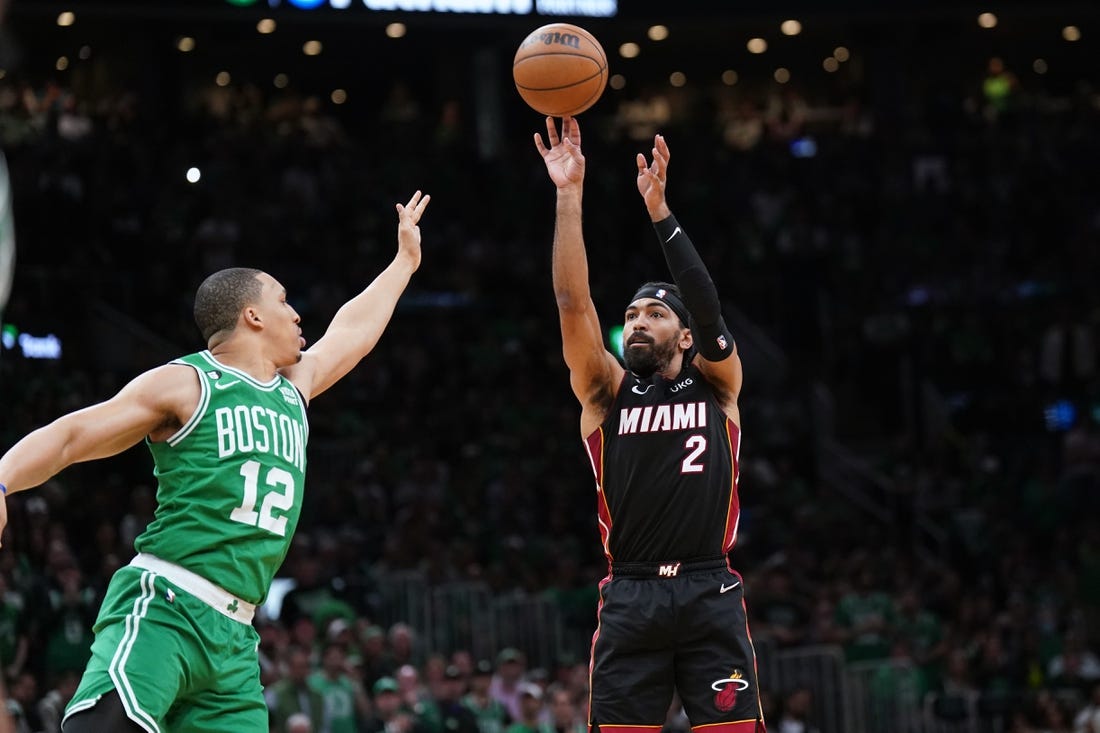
[230,459,295,536]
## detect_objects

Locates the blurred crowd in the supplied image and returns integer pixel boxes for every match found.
[2,15,1100,733]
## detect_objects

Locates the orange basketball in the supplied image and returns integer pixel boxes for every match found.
[513,23,608,117]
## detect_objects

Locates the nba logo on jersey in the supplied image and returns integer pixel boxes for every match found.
[717,335,727,350]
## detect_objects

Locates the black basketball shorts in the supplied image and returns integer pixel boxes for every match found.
[588,556,766,733]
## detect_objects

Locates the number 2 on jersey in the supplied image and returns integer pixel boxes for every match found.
[230,460,295,536]
[681,435,707,473]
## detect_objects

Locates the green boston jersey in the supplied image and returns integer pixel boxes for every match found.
[135,351,309,604]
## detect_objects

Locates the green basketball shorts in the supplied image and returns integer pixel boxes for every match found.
[63,555,264,733]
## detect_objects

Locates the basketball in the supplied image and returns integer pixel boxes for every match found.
[513,23,608,117]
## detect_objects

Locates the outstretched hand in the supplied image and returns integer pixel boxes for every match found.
[534,116,585,190]
[636,134,672,221]
[395,190,430,271]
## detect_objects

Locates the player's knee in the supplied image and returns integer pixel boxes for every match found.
[62,689,147,733]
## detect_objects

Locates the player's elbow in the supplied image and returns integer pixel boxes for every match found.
[555,292,589,314]
[683,289,722,325]
[675,266,723,324]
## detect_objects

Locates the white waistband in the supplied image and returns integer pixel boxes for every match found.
[129,553,256,624]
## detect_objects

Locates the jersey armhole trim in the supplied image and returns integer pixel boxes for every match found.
[166,362,210,447]
[291,381,310,442]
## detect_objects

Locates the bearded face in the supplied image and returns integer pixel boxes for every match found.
[623,328,681,377]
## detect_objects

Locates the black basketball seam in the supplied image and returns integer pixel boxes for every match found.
[553,77,606,115]
[515,64,607,92]
[518,71,608,115]
[568,28,607,66]
[513,26,608,113]
[514,52,606,68]
[515,72,606,93]
[515,25,608,70]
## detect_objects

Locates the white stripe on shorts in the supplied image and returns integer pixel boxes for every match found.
[60,695,100,727]
[108,569,161,733]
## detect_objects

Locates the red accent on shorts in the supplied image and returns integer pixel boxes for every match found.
[691,720,765,733]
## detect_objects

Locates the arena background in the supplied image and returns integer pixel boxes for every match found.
[1,1,1099,731]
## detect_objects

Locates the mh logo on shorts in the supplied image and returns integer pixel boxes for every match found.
[657,562,681,577]
[711,668,750,713]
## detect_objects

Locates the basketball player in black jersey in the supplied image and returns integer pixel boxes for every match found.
[534,115,766,733]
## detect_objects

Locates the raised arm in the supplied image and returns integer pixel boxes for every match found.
[0,364,200,546]
[535,116,623,434]
[636,134,743,415]
[282,190,430,402]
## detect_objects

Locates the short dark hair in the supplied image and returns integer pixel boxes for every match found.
[193,268,264,342]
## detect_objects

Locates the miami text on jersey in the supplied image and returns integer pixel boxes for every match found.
[618,401,708,435]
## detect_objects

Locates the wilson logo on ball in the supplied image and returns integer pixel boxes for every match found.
[523,31,582,49]
[513,22,608,118]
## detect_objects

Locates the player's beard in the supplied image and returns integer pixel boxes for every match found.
[623,332,679,378]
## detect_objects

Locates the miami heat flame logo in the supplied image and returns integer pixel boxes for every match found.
[711,669,750,712]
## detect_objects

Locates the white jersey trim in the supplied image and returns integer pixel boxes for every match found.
[166,362,210,448]
[199,350,281,391]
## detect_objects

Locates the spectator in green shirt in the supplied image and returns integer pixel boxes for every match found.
[364,676,429,733]
[835,564,895,662]
[310,641,371,733]
[267,646,325,733]
[463,659,510,733]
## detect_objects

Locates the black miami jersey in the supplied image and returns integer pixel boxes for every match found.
[583,363,741,564]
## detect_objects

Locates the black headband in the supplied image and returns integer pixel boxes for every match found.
[630,285,691,328]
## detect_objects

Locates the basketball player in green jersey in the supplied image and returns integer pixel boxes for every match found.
[0,191,430,732]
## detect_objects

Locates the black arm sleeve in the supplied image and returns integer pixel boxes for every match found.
[653,214,736,361]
